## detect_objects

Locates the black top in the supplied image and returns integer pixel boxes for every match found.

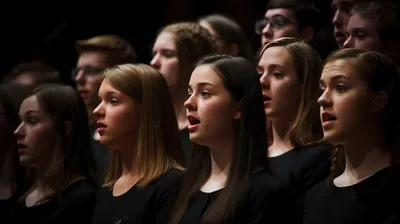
[0,182,29,224]
[13,179,96,224]
[91,168,184,224]
[302,163,400,224]
[268,143,331,200]
[179,170,297,224]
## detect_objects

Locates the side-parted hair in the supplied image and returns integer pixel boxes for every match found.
[258,37,323,147]
[103,64,186,188]
[171,55,268,224]
[324,48,400,180]
[75,34,137,65]
[157,22,217,84]
[21,84,97,204]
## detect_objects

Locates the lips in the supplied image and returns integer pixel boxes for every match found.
[17,142,28,153]
[321,112,337,122]
[97,122,107,128]
[187,115,200,125]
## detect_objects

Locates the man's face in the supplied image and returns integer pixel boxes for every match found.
[74,51,109,113]
[260,8,299,46]
[343,13,381,52]
[331,0,355,48]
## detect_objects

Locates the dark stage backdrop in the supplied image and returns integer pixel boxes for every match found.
[0,0,335,86]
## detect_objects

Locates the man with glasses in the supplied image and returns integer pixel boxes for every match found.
[255,0,320,47]
[72,34,136,183]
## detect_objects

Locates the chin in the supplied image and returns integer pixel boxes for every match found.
[323,130,344,146]
[189,133,208,146]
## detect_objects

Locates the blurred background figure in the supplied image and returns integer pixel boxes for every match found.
[150,22,217,158]
[198,14,254,62]
[72,34,137,183]
[2,61,62,88]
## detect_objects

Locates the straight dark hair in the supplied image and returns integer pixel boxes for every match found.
[170,54,268,224]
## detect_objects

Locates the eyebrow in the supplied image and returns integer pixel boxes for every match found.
[99,90,120,98]
[188,82,215,90]
[19,110,37,117]
[348,27,369,33]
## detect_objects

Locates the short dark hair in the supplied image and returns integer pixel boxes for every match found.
[2,61,62,86]
[266,0,321,32]
[351,0,400,41]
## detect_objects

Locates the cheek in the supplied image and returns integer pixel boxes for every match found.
[272,79,301,103]
[160,59,179,85]
[86,76,103,92]
[27,126,54,155]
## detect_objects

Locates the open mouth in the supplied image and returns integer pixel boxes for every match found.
[322,113,337,122]
[97,122,107,128]
[17,143,28,150]
[187,115,201,125]
[263,94,271,102]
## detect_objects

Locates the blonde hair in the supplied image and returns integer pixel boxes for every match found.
[159,22,217,83]
[258,37,323,147]
[103,64,185,188]
[75,34,137,65]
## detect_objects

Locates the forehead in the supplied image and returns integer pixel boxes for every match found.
[153,31,177,50]
[347,13,378,31]
[99,78,120,94]
[265,8,295,19]
[20,95,40,114]
[77,51,109,67]
[189,64,222,86]
[259,46,291,67]
[322,59,355,79]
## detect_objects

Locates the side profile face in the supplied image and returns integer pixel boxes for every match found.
[344,13,381,52]
[184,64,239,147]
[75,51,109,111]
[261,8,298,46]
[258,46,302,122]
[93,78,141,150]
[14,95,55,167]
[331,0,355,48]
[150,31,180,90]
[318,59,374,145]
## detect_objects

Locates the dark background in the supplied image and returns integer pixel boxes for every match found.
[1,0,334,86]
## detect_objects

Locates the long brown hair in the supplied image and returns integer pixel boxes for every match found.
[170,55,268,224]
[103,64,185,188]
[324,49,400,181]
[21,84,97,205]
[258,37,324,147]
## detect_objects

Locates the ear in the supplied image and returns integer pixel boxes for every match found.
[64,121,72,136]
[372,90,388,112]
[299,26,315,43]
[228,43,239,57]
[233,103,242,120]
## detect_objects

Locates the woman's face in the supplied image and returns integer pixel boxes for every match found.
[93,78,141,150]
[184,64,240,147]
[150,31,180,91]
[258,46,302,122]
[318,59,375,145]
[14,95,55,167]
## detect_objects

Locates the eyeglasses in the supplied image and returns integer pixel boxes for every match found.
[254,15,297,35]
[71,66,105,81]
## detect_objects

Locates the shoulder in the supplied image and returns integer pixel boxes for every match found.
[249,171,293,201]
[62,179,97,205]
[296,143,332,161]
[153,168,184,192]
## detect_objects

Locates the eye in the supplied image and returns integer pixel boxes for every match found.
[335,84,347,92]
[272,72,283,78]
[201,91,211,97]
[110,98,119,105]
[27,117,37,124]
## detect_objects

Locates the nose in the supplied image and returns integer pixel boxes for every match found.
[13,123,24,138]
[259,72,270,89]
[262,23,272,36]
[75,70,86,84]
[150,54,161,70]
[332,11,342,27]
[318,89,332,109]
[184,94,197,112]
[343,36,353,48]
[93,102,104,119]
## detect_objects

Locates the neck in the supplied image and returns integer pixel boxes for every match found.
[341,128,392,181]
[172,90,189,131]
[119,141,141,179]
[269,120,293,157]
[35,166,53,193]
[208,135,234,181]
